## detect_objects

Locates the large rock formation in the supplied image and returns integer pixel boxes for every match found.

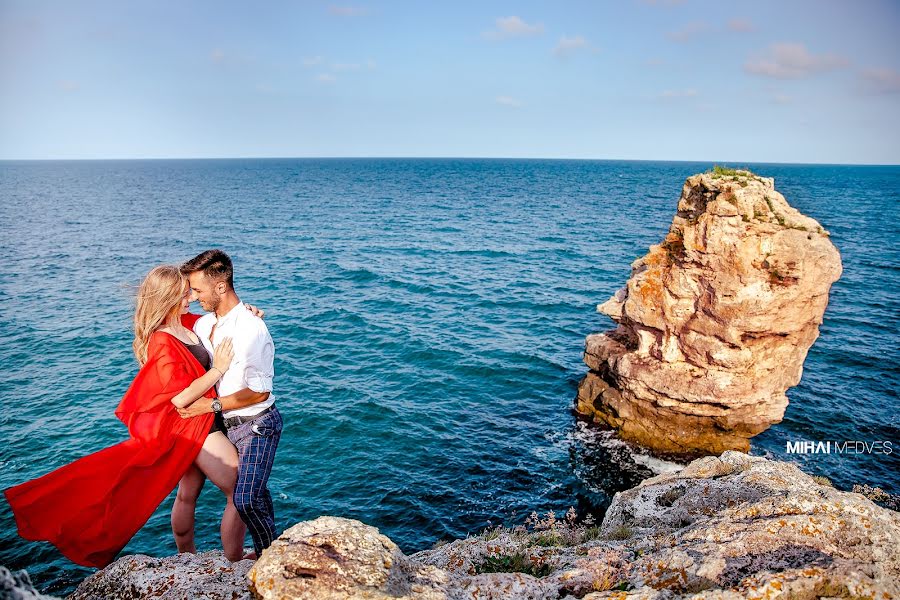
[67,453,900,599]
[575,169,842,456]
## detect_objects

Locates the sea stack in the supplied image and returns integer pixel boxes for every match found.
[575,169,842,457]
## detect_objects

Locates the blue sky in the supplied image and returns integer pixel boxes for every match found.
[1,0,898,163]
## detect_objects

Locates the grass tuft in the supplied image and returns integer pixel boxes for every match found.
[711,165,754,178]
[474,552,554,577]
[605,524,633,540]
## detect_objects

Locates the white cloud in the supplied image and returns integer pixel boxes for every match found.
[328,6,368,17]
[659,89,698,99]
[305,56,377,72]
[667,21,710,43]
[495,96,522,108]
[860,67,900,94]
[773,93,792,104]
[727,18,755,33]
[316,73,336,84]
[552,35,590,58]
[58,80,79,92]
[483,16,544,40]
[207,48,256,68]
[744,43,849,79]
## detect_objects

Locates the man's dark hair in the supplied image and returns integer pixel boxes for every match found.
[180,249,234,289]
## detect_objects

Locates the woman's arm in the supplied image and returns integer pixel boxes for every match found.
[169,368,223,409]
[170,338,234,409]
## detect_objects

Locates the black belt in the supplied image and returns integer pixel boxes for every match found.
[222,406,273,429]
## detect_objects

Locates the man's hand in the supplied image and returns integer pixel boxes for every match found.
[177,400,213,419]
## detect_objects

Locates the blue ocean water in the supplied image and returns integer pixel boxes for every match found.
[0,158,897,594]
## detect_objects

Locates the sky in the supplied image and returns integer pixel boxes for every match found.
[1,0,899,163]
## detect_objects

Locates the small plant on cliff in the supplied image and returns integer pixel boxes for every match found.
[472,507,600,553]
[711,165,754,178]
[661,229,686,263]
[533,531,563,547]
[764,195,786,226]
[591,572,631,592]
[852,484,900,511]
[605,524,634,540]
[719,191,737,206]
[581,525,603,542]
[474,552,554,577]
[526,508,586,546]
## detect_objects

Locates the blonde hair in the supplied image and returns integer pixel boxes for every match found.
[133,265,186,365]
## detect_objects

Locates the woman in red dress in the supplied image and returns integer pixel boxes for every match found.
[4,265,247,568]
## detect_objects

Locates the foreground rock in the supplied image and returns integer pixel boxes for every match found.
[575,169,842,456]
[243,453,897,599]
[67,453,898,599]
[0,566,59,600]
[249,517,447,599]
[69,551,253,599]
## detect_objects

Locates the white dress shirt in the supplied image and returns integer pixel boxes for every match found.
[193,301,276,418]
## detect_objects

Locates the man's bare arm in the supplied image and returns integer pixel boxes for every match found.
[221,388,270,411]
[176,389,270,418]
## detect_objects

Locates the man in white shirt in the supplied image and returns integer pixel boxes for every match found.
[177,249,282,558]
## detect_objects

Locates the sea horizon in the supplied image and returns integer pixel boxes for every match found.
[2,156,899,167]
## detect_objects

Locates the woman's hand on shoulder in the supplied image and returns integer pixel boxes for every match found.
[244,303,265,319]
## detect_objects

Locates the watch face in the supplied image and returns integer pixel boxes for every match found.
[212,400,222,412]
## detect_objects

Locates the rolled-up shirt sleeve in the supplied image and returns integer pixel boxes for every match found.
[243,328,275,393]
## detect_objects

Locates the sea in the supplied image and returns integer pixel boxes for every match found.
[0,158,897,595]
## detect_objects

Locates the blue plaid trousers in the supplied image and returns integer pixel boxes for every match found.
[226,406,283,556]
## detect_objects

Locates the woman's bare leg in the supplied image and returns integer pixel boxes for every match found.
[195,431,246,562]
[171,464,205,553]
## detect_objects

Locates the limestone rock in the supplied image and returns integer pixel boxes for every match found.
[68,550,253,600]
[63,453,899,599]
[416,451,899,599]
[248,516,447,599]
[576,169,842,456]
[0,567,60,600]
[591,451,900,599]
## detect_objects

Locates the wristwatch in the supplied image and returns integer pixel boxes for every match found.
[211,398,222,413]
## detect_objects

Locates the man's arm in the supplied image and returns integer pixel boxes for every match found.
[176,389,269,418]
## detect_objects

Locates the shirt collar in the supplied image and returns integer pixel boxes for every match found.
[216,299,244,323]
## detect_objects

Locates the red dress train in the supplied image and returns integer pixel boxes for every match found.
[4,316,214,568]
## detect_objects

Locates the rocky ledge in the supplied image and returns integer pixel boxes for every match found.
[575,169,842,457]
[62,452,897,599]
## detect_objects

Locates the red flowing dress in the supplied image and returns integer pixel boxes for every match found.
[4,314,214,568]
